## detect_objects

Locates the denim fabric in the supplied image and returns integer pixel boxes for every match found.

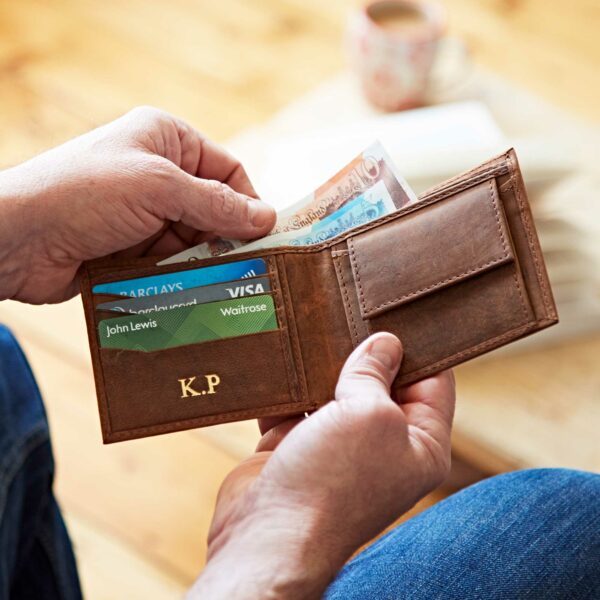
[326,468,600,599]
[0,325,82,600]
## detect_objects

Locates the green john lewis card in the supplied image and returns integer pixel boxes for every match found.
[98,295,277,351]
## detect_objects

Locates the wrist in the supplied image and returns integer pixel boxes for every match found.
[189,489,346,599]
[0,165,41,300]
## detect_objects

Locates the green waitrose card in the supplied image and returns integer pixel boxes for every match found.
[98,295,277,351]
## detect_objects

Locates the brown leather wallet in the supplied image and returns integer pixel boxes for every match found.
[81,149,558,443]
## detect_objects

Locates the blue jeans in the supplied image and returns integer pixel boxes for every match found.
[0,324,598,599]
[0,326,81,599]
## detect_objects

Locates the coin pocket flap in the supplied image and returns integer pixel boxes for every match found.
[348,179,515,319]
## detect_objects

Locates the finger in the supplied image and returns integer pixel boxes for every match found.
[159,173,276,240]
[142,225,214,257]
[256,417,304,452]
[124,107,259,198]
[172,118,259,198]
[397,369,456,443]
[335,332,403,404]
[398,369,455,423]
[142,229,203,257]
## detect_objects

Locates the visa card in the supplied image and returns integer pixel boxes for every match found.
[98,294,277,351]
[92,258,267,297]
[96,276,271,314]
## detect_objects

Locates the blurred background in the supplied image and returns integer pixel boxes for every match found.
[0,0,598,597]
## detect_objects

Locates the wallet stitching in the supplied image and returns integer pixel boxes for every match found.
[492,177,530,320]
[275,255,309,405]
[400,320,538,381]
[365,257,509,314]
[352,178,513,317]
[106,401,319,438]
[81,268,113,435]
[488,179,509,256]
[508,153,555,318]
[268,256,302,404]
[512,271,530,320]
[421,154,510,196]
[347,237,366,320]
[419,164,510,204]
[333,253,361,347]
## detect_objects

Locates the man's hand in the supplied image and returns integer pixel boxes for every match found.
[0,106,275,303]
[191,333,455,599]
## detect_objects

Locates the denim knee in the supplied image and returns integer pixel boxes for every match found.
[327,468,600,599]
[471,467,600,512]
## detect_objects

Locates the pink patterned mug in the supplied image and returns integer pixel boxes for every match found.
[348,0,447,111]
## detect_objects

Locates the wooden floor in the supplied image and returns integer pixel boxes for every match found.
[0,0,598,597]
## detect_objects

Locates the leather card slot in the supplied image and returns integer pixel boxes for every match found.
[88,254,278,289]
[85,256,308,440]
[97,329,300,436]
[348,179,515,319]
[94,290,278,334]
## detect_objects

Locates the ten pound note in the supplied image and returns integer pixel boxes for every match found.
[158,141,417,265]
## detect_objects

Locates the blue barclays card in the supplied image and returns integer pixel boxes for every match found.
[92,258,267,298]
[96,276,271,314]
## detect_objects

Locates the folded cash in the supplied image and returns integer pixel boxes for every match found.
[158,141,416,265]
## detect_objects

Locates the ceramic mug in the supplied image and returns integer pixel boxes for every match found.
[347,0,447,111]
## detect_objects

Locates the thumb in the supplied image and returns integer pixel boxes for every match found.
[335,333,403,403]
[168,173,276,239]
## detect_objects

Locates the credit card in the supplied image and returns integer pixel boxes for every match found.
[92,258,267,297]
[98,294,277,351]
[96,276,271,314]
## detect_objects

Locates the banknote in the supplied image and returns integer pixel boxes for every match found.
[93,258,267,297]
[270,141,414,234]
[96,277,271,314]
[98,294,277,351]
[220,179,394,255]
[157,141,415,265]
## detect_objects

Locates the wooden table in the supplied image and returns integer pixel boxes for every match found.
[0,0,598,597]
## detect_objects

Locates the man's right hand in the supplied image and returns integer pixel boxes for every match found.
[191,333,456,599]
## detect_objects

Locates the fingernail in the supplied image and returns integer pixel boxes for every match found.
[368,335,402,371]
[249,201,275,228]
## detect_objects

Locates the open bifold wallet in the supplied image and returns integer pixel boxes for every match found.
[81,149,558,443]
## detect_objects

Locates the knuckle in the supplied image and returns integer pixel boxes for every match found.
[335,368,390,402]
[207,181,247,222]
[139,155,174,189]
[351,361,390,385]
[128,105,170,125]
[334,391,399,432]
